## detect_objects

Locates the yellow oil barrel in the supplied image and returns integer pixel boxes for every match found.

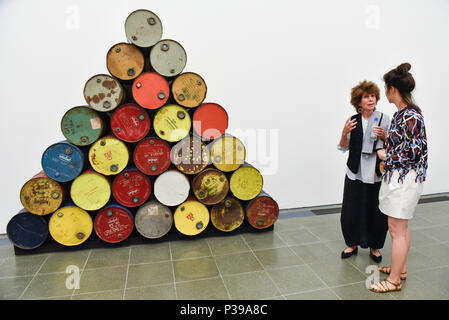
[210,135,246,172]
[153,104,191,142]
[229,164,264,201]
[174,200,210,236]
[49,206,93,246]
[210,196,244,232]
[20,177,64,216]
[70,170,111,211]
[192,168,229,205]
[171,72,207,108]
[89,136,129,176]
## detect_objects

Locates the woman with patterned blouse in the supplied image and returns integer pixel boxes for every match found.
[370,63,428,293]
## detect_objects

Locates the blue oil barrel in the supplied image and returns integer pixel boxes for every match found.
[41,141,85,182]
[7,209,49,250]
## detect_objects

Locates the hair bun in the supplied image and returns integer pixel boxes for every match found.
[396,63,411,74]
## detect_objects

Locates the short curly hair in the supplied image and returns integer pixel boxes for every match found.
[350,80,380,113]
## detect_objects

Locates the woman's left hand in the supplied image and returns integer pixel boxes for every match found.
[372,126,387,141]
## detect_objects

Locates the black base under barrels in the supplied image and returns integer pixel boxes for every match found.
[12,219,273,256]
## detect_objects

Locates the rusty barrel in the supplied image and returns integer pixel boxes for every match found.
[154,170,190,207]
[61,106,105,146]
[125,9,163,48]
[94,204,134,244]
[193,103,229,140]
[174,199,209,236]
[7,209,49,250]
[49,205,93,246]
[192,168,229,205]
[210,196,244,232]
[172,72,207,108]
[112,168,151,207]
[209,135,246,172]
[132,72,169,110]
[133,137,171,175]
[153,104,191,142]
[135,200,173,239]
[20,175,64,216]
[83,74,125,112]
[88,136,129,176]
[41,141,85,182]
[106,42,144,81]
[149,39,187,77]
[70,169,111,211]
[245,191,279,229]
[229,163,264,201]
[171,136,210,175]
[111,104,151,143]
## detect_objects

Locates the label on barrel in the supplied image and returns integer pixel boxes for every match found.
[133,137,171,175]
[171,137,210,175]
[61,106,104,146]
[135,201,173,239]
[172,72,207,108]
[94,206,134,243]
[111,104,151,143]
[153,105,191,142]
[20,177,64,215]
[89,137,129,175]
[192,168,229,205]
[41,142,84,182]
[112,169,151,207]
[174,201,210,236]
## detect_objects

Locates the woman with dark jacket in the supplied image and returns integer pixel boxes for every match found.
[338,80,390,263]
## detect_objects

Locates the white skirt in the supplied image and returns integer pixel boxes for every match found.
[379,170,423,220]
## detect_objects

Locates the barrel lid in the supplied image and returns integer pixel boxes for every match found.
[88,136,129,176]
[210,135,246,172]
[94,205,134,243]
[7,212,49,249]
[106,42,144,81]
[149,39,187,77]
[135,201,173,239]
[171,136,210,175]
[41,142,84,182]
[70,171,111,211]
[174,200,210,236]
[125,9,163,48]
[230,166,264,201]
[61,106,104,146]
[192,168,229,205]
[132,72,169,110]
[20,177,64,216]
[210,196,244,232]
[172,72,207,108]
[111,104,151,143]
[83,74,124,112]
[133,137,171,175]
[112,169,151,207]
[246,195,279,229]
[193,103,229,140]
[154,170,190,206]
[49,206,93,246]
[153,105,191,142]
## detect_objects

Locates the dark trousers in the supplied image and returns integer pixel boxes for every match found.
[340,176,388,249]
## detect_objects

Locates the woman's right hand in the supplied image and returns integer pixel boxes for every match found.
[342,117,357,136]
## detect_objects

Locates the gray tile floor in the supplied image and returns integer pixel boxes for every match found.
[1,198,448,300]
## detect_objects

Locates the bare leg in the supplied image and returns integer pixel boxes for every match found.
[388,216,409,283]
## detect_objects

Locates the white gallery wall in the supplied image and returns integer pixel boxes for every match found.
[0,0,448,233]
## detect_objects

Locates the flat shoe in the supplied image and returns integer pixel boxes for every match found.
[341,247,358,259]
[369,251,382,263]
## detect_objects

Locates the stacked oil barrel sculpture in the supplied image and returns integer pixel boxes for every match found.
[7,9,279,252]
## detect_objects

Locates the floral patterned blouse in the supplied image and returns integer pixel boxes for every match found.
[383,105,428,183]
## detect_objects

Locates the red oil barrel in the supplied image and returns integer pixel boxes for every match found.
[111,104,151,143]
[149,39,187,77]
[61,106,105,146]
[192,168,229,205]
[83,74,125,112]
[133,137,171,175]
[94,204,134,244]
[106,43,144,81]
[210,196,244,232]
[171,136,210,175]
[112,168,151,207]
[193,103,229,140]
[154,170,190,207]
[132,72,169,110]
[245,191,279,229]
[172,72,207,108]
[125,9,163,48]
[20,176,64,216]
[135,201,173,239]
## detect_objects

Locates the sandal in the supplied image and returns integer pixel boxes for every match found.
[370,278,402,293]
[378,266,407,280]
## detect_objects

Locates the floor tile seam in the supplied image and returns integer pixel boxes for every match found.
[121,247,132,300]
[17,254,50,300]
[204,240,232,300]
[70,250,93,299]
[239,234,286,300]
[168,241,179,300]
